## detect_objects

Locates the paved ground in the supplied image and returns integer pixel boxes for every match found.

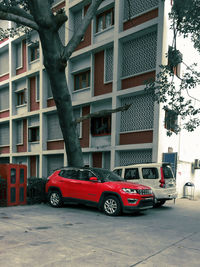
[0,198,200,267]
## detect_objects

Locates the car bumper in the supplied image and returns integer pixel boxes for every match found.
[154,189,178,201]
[123,198,153,213]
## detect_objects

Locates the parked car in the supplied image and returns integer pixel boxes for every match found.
[45,167,154,216]
[113,163,177,208]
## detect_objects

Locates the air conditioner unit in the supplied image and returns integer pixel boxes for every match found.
[194,159,200,169]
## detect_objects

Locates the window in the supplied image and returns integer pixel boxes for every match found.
[46,74,53,98]
[16,42,22,69]
[124,168,139,180]
[0,87,9,111]
[162,164,174,179]
[142,168,158,179]
[19,187,24,202]
[73,108,82,138]
[11,168,16,184]
[96,8,114,33]
[105,47,113,82]
[73,9,84,41]
[17,120,23,144]
[113,169,122,177]
[10,188,16,203]
[168,46,182,77]
[30,42,39,62]
[74,70,90,91]
[0,50,9,75]
[0,123,9,146]
[47,154,63,176]
[165,109,178,132]
[91,116,111,135]
[78,170,94,181]
[28,126,39,142]
[36,74,40,101]
[47,113,63,141]
[20,169,24,184]
[16,90,26,106]
[59,169,78,179]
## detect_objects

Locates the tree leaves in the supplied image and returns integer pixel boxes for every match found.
[145,63,200,134]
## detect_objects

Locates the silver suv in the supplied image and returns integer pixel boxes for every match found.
[113,163,177,207]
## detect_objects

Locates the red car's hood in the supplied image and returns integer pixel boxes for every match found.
[104,181,151,190]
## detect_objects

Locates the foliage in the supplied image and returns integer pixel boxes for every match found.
[170,0,200,52]
[146,0,200,135]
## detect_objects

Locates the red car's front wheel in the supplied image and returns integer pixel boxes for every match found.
[48,191,63,207]
[102,196,121,216]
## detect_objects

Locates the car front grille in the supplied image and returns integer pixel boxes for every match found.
[137,189,152,195]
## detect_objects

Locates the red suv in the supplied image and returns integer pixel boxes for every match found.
[46,167,154,216]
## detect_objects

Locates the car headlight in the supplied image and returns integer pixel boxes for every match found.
[122,188,138,194]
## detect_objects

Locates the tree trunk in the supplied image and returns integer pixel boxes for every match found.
[38,28,84,167]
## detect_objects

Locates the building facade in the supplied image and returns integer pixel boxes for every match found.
[0,0,200,197]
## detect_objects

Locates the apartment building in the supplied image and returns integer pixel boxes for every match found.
[0,0,200,197]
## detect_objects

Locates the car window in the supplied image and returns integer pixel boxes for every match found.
[59,170,78,179]
[78,170,94,181]
[93,168,123,182]
[163,165,174,179]
[113,169,122,177]
[142,168,158,179]
[124,168,139,180]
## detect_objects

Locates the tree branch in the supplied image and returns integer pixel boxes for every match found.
[0,3,34,21]
[63,0,102,60]
[75,104,132,123]
[0,11,39,30]
[54,12,68,31]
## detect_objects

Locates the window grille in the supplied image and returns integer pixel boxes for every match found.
[122,31,157,78]
[59,23,65,45]
[104,152,110,170]
[119,149,152,166]
[47,154,64,176]
[74,9,83,33]
[124,0,159,20]
[47,78,52,98]
[16,42,22,69]
[73,108,81,138]
[0,50,9,75]
[47,113,63,140]
[47,154,64,178]
[120,93,154,132]
[105,47,113,82]
[0,123,9,146]
[0,87,9,111]
[17,120,23,144]
[36,74,40,101]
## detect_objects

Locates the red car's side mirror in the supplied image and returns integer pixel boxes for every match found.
[89,177,98,182]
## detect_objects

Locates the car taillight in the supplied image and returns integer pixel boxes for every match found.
[159,167,165,188]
